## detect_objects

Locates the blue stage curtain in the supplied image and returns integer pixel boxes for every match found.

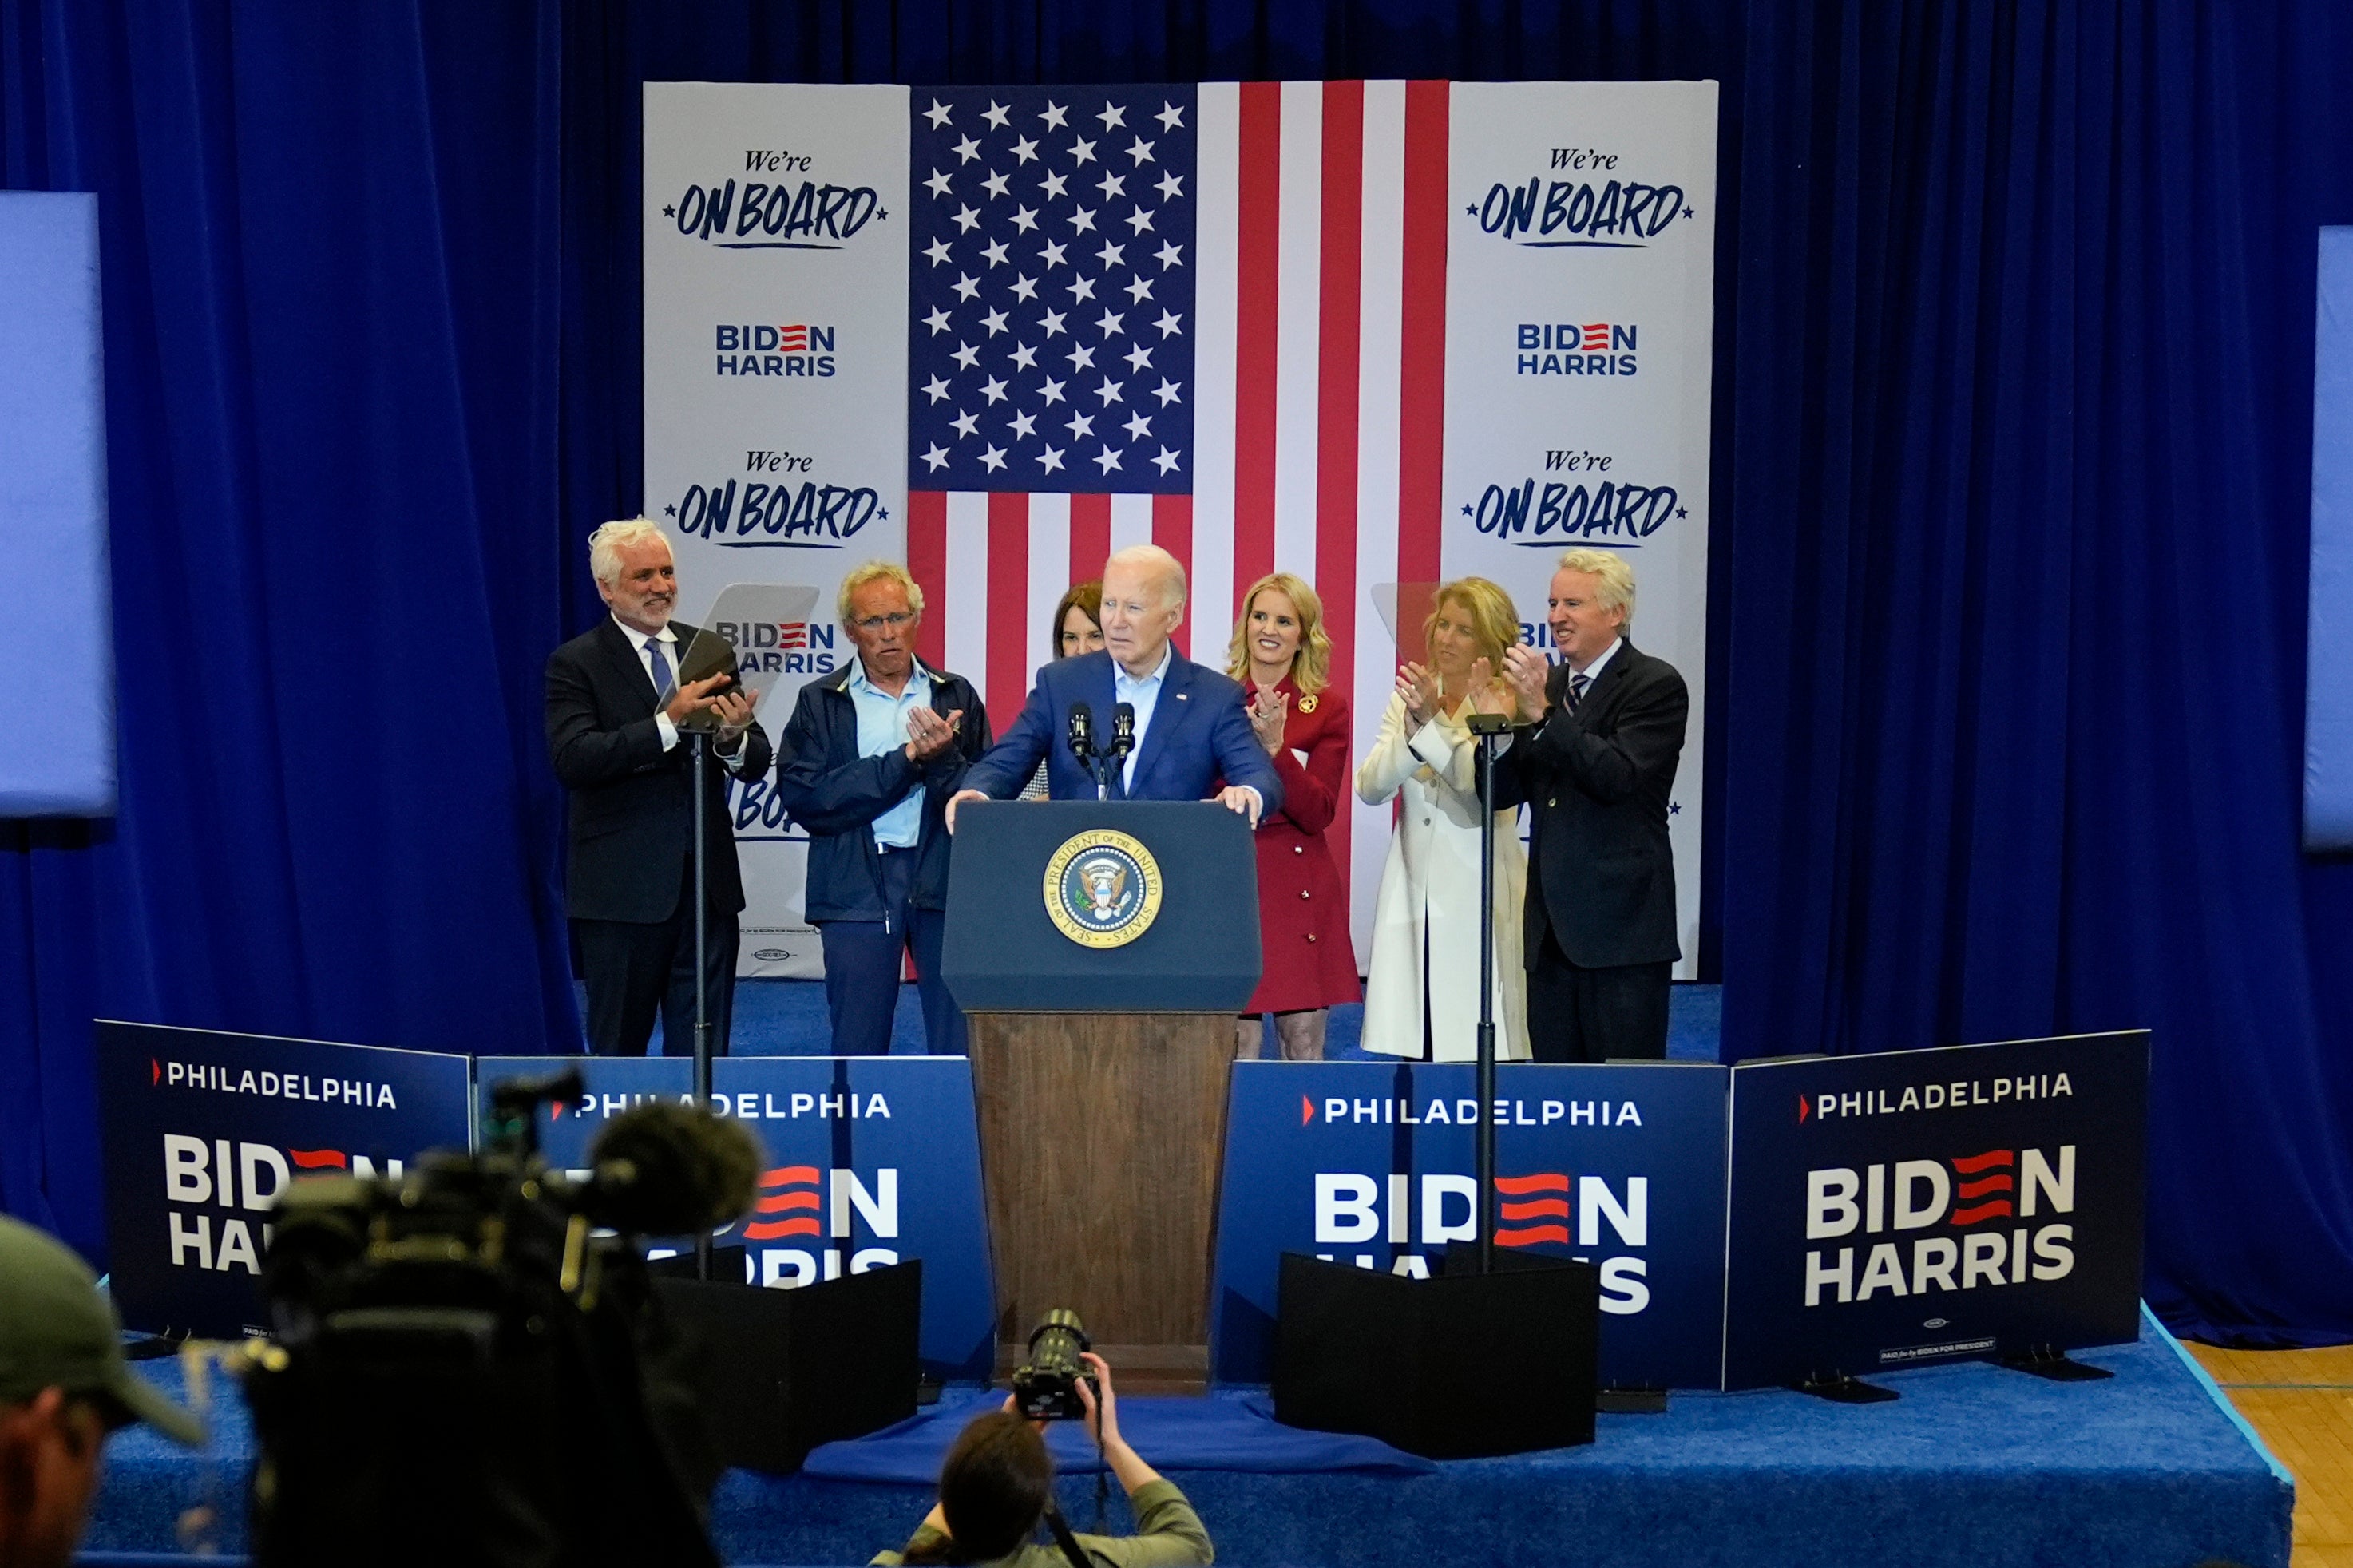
[5,0,2350,1344]
[0,1,585,1250]
[1714,1,2353,1346]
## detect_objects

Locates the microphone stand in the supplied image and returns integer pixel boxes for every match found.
[1107,704,1135,800]
[1071,715,1101,800]
[689,725,714,1282]
[1467,710,1512,1275]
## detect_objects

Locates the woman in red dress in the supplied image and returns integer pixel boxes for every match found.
[1224,572,1361,1059]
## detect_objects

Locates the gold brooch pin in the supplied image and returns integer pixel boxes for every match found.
[1297,695,1318,713]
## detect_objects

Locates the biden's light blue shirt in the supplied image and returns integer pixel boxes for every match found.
[846,659,935,848]
[1111,641,1174,794]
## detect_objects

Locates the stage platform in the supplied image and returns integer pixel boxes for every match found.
[80,1307,2288,1568]
[671,977,1727,1061]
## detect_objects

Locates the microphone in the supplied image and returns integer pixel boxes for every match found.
[1111,702,1136,759]
[1068,702,1096,763]
[582,1099,761,1237]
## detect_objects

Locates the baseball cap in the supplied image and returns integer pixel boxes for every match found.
[0,1215,205,1447]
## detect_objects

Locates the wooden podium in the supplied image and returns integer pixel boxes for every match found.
[942,802,1262,1388]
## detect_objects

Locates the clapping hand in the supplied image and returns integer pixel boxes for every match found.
[1398,661,1444,727]
[1249,687,1290,754]
[708,680,758,747]
[905,707,964,762]
[664,672,732,728]
[1501,645,1551,723]
[1467,657,1515,718]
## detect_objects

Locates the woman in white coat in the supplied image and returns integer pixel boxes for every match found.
[1356,577,1531,1061]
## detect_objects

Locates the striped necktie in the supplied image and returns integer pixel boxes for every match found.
[1566,671,1592,714]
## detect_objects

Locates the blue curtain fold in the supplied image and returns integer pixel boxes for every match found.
[0,0,583,1247]
[1715,0,2353,1344]
[2,0,2348,1344]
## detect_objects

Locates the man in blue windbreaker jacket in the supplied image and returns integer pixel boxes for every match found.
[774,560,989,1055]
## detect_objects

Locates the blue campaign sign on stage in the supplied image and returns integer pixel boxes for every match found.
[1210,1060,1730,1389]
[95,1020,474,1339]
[476,1055,996,1377]
[1721,1031,2149,1390]
[715,1057,995,1380]
[476,1055,691,1170]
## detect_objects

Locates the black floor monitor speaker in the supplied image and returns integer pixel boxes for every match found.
[1271,1251,1598,1459]
[652,1258,921,1475]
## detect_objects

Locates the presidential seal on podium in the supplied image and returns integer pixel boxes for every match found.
[1043,829,1164,948]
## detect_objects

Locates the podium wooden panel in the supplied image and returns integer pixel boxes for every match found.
[967,1011,1233,1385]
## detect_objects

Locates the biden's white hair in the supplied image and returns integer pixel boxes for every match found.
[588,517,671,585]
[1103,543,1187,610]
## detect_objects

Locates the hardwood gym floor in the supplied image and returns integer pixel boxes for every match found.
[2187,1342,2353,1568]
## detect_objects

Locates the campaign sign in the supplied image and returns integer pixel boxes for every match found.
[1721,1031,2149,1391]
[96,1021,473,1338]
[711,1058,995,1378]
[1210,1060,1729,1389]
[476,1055,995,1377]
[475,1055,691,1171]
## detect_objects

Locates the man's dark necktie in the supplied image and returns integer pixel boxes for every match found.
[1566,671,1592,714]
[647,638,675,703]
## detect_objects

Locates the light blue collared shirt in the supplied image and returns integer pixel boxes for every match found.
[846,659,935,848]
[1111,641,1174,794]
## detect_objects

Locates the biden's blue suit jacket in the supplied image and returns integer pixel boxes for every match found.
[960,647,1284,812]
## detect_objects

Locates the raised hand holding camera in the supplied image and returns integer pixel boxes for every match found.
[1010,1309,1099,1422]
[1073,1353,1123,1450]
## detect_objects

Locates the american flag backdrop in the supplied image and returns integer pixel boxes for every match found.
[646,78,1714,980]
[906,81,1456,961]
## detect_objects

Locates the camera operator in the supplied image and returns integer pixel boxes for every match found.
[0,1217,204,1568]
[246,1083,755,1568]
[873,1352,1213,1568]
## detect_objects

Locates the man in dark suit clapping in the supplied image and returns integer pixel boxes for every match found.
[1496,548,1687,1063]
[545,518,773,1057]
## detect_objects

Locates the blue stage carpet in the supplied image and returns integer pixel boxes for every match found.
[675,979,1726,1061]
[802,1387,1434,1482]
[81,1309,2288,1567]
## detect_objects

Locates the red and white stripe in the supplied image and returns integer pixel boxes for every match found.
[910,80,1453,964]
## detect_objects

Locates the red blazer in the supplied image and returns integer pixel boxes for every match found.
[1239,678,1361,1013]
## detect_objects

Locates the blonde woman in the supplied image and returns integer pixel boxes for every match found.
[1224,573,1361,1059]
[1356,578,1530,1061]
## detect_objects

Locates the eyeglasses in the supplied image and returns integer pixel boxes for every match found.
[854,612,916,632]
